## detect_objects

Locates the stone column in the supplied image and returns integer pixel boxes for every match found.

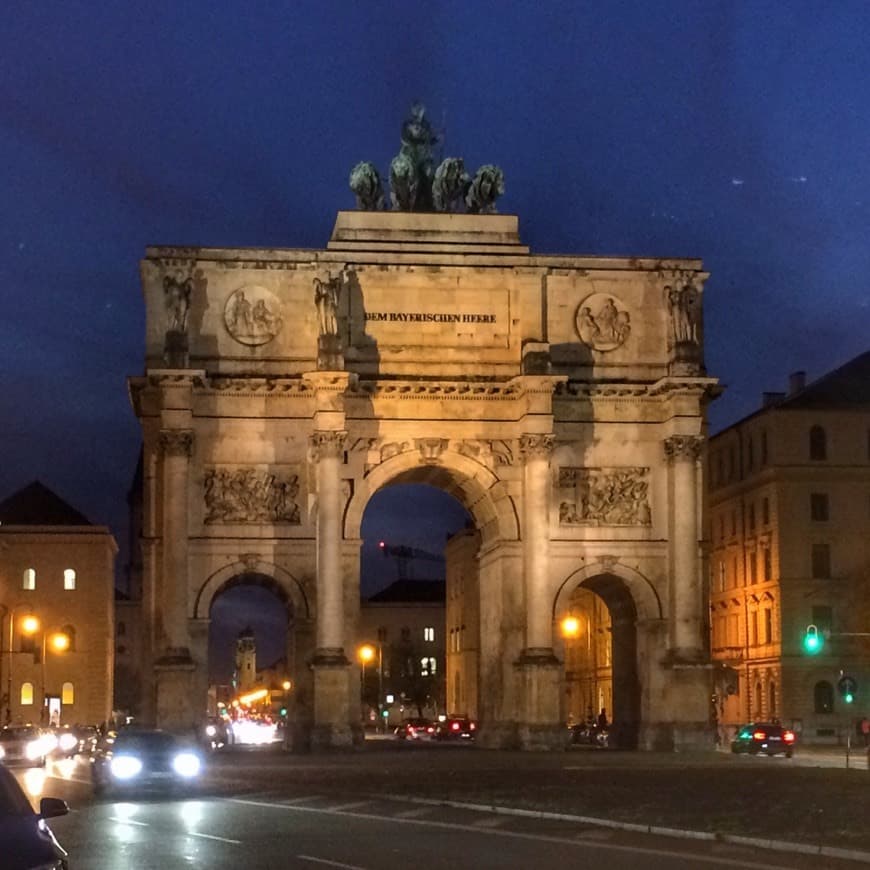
[153,428,196,732]
[664,435,705,660]
[309,430,353,748]
[516,434,563,749]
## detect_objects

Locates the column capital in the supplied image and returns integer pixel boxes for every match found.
[519,434,554,461]
[663,435,703,462]
[159,429,194,457]
[309,430,347,461]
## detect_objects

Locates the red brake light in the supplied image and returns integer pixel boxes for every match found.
[469,722,475,730]
[783,730,795,743]
[427,726,434,733]
[451,722,460,731]
[752,731,766,741]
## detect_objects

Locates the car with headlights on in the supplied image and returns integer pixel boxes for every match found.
[730,722,796,758]
[0,762,69,869]
[0,727,50,768]
[90,728,205,795]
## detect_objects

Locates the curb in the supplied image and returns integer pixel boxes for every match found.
[383,794,870,864]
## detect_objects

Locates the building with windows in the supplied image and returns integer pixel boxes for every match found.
[708,352,870,743]
[357,580,446,727]
[0,481,116,728]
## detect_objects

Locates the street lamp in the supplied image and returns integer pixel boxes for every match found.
[358,644,375,721]
[561,615,580,639]
[1,608,41,726]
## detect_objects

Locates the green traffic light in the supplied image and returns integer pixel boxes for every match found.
[844,693,854,704]
[803,624,823,654]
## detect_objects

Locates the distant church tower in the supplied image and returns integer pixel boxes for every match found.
[234,627,257,692]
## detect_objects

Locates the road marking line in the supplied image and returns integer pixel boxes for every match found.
[393,807,433,819]
[325,800,370,812]
[189,832,241,844]
[109,816,149,827]
[472,816,508,828]
[297,855,366,870]
[281,795,324,805]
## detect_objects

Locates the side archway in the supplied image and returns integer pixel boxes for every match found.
[193,559,310,621]
[344,449,519,545]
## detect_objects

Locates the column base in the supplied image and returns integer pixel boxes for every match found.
[514,647,563,750]
[475,720,519,750]
[311,648,354,749]
[639,722,716,752]
[310,722,357,750]
[154,651,197,733]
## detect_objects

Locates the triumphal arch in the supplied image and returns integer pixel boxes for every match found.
[129,110,719,750]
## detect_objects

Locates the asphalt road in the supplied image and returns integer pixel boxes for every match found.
[10,745,868,870]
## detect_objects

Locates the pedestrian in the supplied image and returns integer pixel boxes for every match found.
[597,708,608,730]
[860,716,870,747]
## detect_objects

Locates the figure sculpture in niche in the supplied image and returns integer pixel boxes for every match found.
[666,282,700,345]
[314,273,342,337]
[163,274,192,333]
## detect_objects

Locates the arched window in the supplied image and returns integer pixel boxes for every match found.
[814,681,834,714]
[754,682,762,718]
[809,426,827,461]
[20,682,34,705]
[768,682,776,717]
[62,682,75,705]
[63,568,76,590]
[420,657,437,676]
[22,568,36,591]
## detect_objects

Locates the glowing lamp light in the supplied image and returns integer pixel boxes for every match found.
[50,632,70,652]
[21,616,39,635]
[282,680,292,691]
[561,616,580,638]
[358,645,375,664]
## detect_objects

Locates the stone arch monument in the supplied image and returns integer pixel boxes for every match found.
[130,134,718,750]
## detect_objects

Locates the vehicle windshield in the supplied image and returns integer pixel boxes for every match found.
[114,732,181,753]
[0,769,33,817]
[0,728,38,742]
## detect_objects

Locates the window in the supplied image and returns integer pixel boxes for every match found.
[763,548,772,582]
[746,437,754,472]
[717,562,725,593]
[754,682,762,718]
[750,611,759,646]
[730,511,736,537]
[764,608,773,644]
[61,682,74,705]
[732,557,739,587]
[728,447,735,481]
[63,568,76,590]
[814,681,834,714]
[812,543,831,579]
[762,498,770,525]
[812,605,833,637]
[420,657,437,676]
[20,682,34,705]
[22,568,36,591]
[748,504,756,534]
[423,626,435,642]
[810,493,829,522]
[718,516,724,543]
[749,551,757,585]
[716,453,724,487]
[761,430,768,465]
[809,425,827,461]
[769,682,777,716]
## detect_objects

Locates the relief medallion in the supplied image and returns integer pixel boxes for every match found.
[224,285,283,346]
[574,293,631,351]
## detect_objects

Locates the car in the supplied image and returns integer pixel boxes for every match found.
[394,718,435,740]
[434,717,476,741]
[730,722,796,758]
[0,761,69,869]
[90,728,205,795]
[0,727,51,768]
[569,722,610,748]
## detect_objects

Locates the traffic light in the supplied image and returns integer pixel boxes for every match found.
[838,675,857,704]
[803,624,824,654]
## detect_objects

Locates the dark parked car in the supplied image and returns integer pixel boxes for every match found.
[91,728,205,795]
[569,722,610,747]
[0,727,50,768]
[0,762,68,869]
[394,718,435,740]
[434,717,476,741]
[730,722,796,757]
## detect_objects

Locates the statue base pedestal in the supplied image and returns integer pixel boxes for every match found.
[317,335,344,371]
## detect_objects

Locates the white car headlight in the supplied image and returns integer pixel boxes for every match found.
[59,733,78,752]
[25,740,43,760]
[0,745,5,760]
[110,755,143,780]
[172,752,201,778]
[205,725,217,737]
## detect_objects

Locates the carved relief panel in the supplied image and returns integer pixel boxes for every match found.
[203,466,301,524]
[558,467,651,526]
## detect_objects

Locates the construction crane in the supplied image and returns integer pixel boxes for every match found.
[378,541,445,581]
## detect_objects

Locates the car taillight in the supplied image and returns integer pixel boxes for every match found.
[451,722,460,731]
[427,727,434,733]
[783,730,795,743]
[469,722,475,730]
[752,731,766,741]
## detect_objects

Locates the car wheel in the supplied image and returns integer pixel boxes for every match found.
[785,750,793,758]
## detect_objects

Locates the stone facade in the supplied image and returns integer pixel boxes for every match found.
[709,354,870,744]
[129,211,719,750]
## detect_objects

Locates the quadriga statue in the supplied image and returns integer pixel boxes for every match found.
[466,164,505,214]
[349,161,384,211]
[432,157,470,212]
[389,151,419,211]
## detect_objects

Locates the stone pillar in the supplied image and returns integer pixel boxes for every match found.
[154,428,196,732]
[309,430,353,748]
[516,434,563,749]
[664,435,705,660]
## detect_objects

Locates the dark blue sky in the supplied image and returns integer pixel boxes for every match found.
[3,2,869,594]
